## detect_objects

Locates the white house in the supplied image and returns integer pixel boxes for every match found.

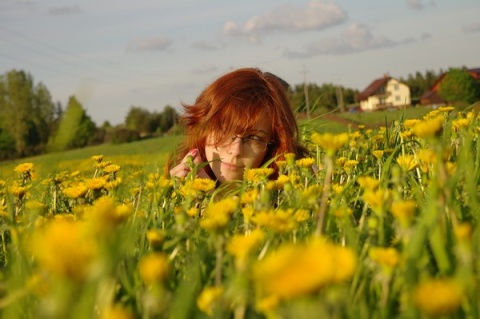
[358,76,411,111]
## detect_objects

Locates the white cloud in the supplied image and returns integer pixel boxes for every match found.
[126,35,172,52]
[222,0,347,43]
[284,24,396,58]
[406,0,423,10]
[462,23,480,33]
[191,41,218,51]
[48,5,81,15]
[191,65,218,75]
[405,0,436,10]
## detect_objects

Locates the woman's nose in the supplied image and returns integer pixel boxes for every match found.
[228,137,243,155]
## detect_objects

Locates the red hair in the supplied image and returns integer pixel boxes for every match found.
[166,67,307,178]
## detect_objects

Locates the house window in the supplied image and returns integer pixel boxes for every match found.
[395,95,401,101]
[394,84,399,91]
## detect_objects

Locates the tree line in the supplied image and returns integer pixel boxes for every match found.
[0,69,179,160]
[2,67,479,160]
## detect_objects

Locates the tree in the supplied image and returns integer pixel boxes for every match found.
[438,68,480,106]
[48,96,97,151]
[0,70,33,156]
[125,106,151,136]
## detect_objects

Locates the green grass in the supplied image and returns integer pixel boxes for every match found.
[0,134,182,179]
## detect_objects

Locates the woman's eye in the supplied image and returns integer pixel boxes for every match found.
[248,135,263,141]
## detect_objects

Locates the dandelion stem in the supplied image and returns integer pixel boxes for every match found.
[316,155,333,236]
[215,235,224,286]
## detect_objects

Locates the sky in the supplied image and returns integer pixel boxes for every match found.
[1,0,479,125]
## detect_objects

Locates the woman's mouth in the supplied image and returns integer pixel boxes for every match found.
[221,162,243,170]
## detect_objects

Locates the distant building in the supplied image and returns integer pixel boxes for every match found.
[358,75,411,111]
[419,68,480,106]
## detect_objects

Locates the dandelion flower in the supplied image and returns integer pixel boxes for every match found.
[62,183,88,199]
[244,168,274,183]
[295,157,316,169]
[197,286,224,316]
[253,238,356,300]
[226,228,265,269]
[369,247,401,269]
[311,132,349,156]
[357,176,380,190]
[91,155,104,163]
[396,154,418,172]
[390,199,416,227]
[411,115,444,139]
[31,220,97,281]
[138,253,169,285]
[14,162,34,174]
[414,278,463,316]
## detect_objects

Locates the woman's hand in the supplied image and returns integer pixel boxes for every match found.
[169,149,210,179]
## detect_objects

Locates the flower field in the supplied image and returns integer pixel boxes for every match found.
[1,106,480,319]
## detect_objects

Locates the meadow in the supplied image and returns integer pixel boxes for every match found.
[1,106,479,319]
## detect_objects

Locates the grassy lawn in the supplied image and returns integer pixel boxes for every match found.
[0,106,436,178]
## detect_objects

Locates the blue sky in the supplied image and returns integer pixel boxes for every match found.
[1,0,479,125]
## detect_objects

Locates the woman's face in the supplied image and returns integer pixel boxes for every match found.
[204,114,272,183]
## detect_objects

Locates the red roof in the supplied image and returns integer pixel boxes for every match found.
[358,76,390,101]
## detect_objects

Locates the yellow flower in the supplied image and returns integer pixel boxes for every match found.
[357,176,380,190]
[197,286,224,316]
[293,209,310,222]
[138,253,169,285]
[275,174,290,189]
[300,185,323,208]
[396,154,418,171]
[372,150,384,161]
[226,228,265,269]
[31,220,97,281]
[369,247,401,269]
[454,223,473,242]
[14,162,34,174]
[251,209,297,233]
[452,118,471,132]
[390,199,416,227]
[437,106,455,113]
[101,305,133,319]
[403,119,421,129]
[85,177,107,191]
[331,183,344,194]
[295,157,316,169]
[91,155,104,163]
[241,189,259,204]
[83,197,133,232]
[146,229,165,248]
[178,178,215,198]
[244,168,274,183]
[186,207,198,217]
[200,197,238,231]
[336,156,347,167]
[311,132,349,156]
[253,238,356,300]
[411,115,444,139]
[242,206,254,224]
[104,164,121,174]
[343,159,359,173]
[10,185,28,199]
[363,188,391,214]
[414,278,463,316]
[62,183,88,199]
[416,149,436,173]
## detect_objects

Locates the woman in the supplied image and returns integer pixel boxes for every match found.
[167,67,307,184]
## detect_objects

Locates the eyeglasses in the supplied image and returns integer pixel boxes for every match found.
[216,135,272,153]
